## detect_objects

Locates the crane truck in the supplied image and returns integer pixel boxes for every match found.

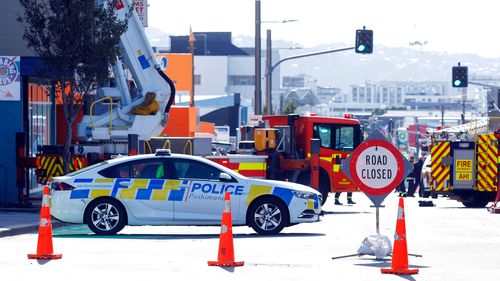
[33,0,366,206]
[35,0,176,184]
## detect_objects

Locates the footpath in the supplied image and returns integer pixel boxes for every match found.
[0,206,67,238]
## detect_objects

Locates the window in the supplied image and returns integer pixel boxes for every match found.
[313,124,331,148]
[71,161,110,177]
[228,75,255,86]
[359,88,365,103]
[170,159,224,181]
[335,126,355,152]
[98,162,130,178]
[99,159,167,179]
[352,88,358,102]
[313,123,361,152]
[389,92,396,105]
[397,92,402,104]
[194,75,201,85]
[132,160,166,179]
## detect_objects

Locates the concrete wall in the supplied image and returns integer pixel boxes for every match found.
[194,56,228,96]
[0,0,34,56]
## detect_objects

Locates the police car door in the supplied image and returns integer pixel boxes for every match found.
[119,159,174,221]
[167,158,241,223]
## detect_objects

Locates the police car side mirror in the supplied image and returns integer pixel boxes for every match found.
[219,172,232,182]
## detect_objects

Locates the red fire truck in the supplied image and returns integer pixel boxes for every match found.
[208,114,364,205]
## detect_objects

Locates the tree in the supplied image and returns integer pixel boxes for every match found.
[283,100,297,115]
[18,0,130,173]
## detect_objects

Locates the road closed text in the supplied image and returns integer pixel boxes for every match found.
[361,155,393,180]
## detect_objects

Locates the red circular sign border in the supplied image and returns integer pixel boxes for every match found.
[349,139,405,196]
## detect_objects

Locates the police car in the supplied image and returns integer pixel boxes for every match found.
[50,150,322,235]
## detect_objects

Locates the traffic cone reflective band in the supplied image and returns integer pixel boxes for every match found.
[208,192,244,267]
[28,186,62,260]
[381,198,418,275]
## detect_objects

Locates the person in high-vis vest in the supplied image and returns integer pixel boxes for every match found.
[334,192,356,205]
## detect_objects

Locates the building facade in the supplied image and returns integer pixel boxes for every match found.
[349,81,454,108]
[169,32,282,115]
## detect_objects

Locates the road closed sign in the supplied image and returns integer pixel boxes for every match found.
[341,130,413,206]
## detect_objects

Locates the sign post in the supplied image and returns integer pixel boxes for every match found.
[333,130,413,260]
[342,130,413,207]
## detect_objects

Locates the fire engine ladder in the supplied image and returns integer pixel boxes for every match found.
[429,119,488,141]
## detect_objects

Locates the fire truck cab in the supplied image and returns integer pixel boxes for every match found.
[227,114,364,204]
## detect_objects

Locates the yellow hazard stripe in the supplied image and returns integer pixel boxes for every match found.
[431,142,451,192]
[477,133,498,192]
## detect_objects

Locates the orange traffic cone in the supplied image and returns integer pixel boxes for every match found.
[28,186,62,260]
[381,197,418,275]
[208,192,244,267]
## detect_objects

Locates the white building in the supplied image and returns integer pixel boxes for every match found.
[168,32,282,116]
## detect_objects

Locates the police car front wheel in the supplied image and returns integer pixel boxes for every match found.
[84,198,127,235]
[248,197,288,235]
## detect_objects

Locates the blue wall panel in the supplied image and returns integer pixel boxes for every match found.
[0,89,22,204]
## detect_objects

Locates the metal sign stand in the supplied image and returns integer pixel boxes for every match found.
[333,130,414,261]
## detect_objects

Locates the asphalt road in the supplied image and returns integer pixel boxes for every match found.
[1,192,499,280]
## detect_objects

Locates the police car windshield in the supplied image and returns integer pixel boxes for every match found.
[66,161,110,177]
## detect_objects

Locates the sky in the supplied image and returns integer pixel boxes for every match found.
[147,0,500,58]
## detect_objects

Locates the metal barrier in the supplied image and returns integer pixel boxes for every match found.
[183,140,193,155]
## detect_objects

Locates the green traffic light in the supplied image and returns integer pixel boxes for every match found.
[454,80,462,86]
[357,45,366,52]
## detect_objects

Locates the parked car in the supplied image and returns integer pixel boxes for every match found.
[50,150,322,235]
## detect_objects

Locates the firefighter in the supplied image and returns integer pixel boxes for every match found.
[406,156,417,197]
[334,192,356,205]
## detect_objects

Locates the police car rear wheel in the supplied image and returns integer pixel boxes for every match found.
[85,198,126,235]
[248,197,288,235]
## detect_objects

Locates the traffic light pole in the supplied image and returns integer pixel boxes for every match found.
[270,46,355,74]
[267,46,355,113]
[462,87,466,124]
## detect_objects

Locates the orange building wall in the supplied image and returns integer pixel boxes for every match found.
[155,53,192,94]
[198,121,215,134]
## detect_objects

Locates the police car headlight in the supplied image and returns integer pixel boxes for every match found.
[292,191,315,200]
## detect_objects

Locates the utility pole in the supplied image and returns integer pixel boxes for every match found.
[188,26,196,107]
[265,29,272,115]
[254,0,262,115]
